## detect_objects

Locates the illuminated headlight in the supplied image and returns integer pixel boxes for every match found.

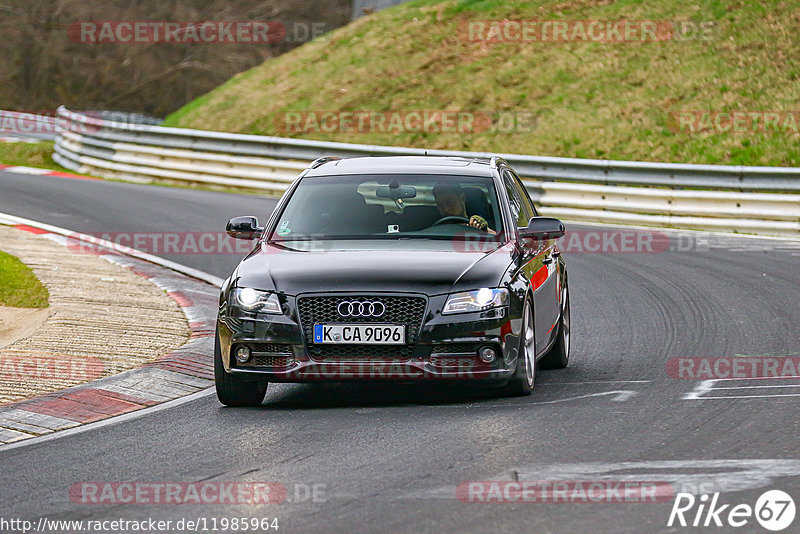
[235,346,251,363]
[231,288,282,314]
[442,288,509,315]
[478,346,497,363]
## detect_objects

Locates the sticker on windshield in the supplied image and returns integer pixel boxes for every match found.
[276,221,292,236]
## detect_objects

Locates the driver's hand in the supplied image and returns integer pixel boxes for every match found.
[469,215,488,231]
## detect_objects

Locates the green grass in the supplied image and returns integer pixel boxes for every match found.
[0,249,49,308]
[163,0,800,166]
[0,141,74,173]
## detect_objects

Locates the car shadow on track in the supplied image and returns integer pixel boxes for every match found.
[253,381,535,410]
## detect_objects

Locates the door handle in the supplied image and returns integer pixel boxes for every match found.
[542,256,553,265]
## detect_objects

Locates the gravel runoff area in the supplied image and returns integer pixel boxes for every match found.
[0,224,189,404]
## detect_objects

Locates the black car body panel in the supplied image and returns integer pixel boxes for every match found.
[232,240,511,295]
[217,156,567,384]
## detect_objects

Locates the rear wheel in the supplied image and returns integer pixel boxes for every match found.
[214,332,268,407]
[540,282,570,370]
[503,298,536,396]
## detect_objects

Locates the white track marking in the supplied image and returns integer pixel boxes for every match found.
[684,378,800,400]
[538,380,651,385]
[409,459,800,500]
[711,384,800,390]
[0,212,223,287]
[0,212,223,451]
[683,380,717,400]
[535,390,638,403]
[693,393,800,400]
[428,389,639,409]
[2,166,51,175]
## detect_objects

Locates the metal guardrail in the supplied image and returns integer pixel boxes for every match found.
[0,109,161,142]
[0,111,58,141]
[53,106,800,237]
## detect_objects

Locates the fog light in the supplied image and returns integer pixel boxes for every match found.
[478,346,497,363]
[235,346,251,363]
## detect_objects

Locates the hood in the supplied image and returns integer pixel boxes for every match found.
[233,239,515,296]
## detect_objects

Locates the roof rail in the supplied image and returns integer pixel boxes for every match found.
[308,156,342,169]
[489,156,508,169]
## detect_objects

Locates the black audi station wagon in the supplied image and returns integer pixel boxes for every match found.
[216,156,569,406]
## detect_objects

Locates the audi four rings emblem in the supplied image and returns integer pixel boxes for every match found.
[337,300,386,317]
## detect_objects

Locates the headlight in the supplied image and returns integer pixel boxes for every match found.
[231,287,282,314]
[442,288,509,315]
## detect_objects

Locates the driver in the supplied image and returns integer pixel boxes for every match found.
[432,183,496,234]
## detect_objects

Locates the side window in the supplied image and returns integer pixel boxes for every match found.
[503,171,533,227]
[510,170,538,218]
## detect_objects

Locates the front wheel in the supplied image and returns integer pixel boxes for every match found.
[503,298,536,396]
[214,332,268,407]
[539,282,570,370]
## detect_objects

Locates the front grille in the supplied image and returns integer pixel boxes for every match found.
[430,344,481,368]
[429,355,481,368]
[240,355,295,368]
[297,295,426,362]
[431,343,477,355]
[234,343,294,368]
[308,345,415,362]
[250,343,293,354]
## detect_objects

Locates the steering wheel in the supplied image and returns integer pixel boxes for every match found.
[431,215,470,227]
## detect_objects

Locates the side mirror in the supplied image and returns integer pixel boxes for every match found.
[226,216,264,240]
[517,217,565,241]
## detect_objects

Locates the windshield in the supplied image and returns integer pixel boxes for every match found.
[268,174,505,242]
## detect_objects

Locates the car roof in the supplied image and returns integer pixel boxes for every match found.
[302,156,497,178]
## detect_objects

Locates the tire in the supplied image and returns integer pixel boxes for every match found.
[539,281,570,370]
[503,298,536,396]
[214,332,268,407]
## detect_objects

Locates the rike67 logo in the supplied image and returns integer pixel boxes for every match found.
[668,490,796,531]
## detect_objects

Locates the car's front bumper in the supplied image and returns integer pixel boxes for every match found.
[217,293,522,383]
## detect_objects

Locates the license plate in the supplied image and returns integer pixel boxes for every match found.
[313,324,405,345]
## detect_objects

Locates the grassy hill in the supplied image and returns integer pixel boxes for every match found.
[164,0,800,166]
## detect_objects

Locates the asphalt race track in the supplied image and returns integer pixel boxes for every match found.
[2,170,800,532]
